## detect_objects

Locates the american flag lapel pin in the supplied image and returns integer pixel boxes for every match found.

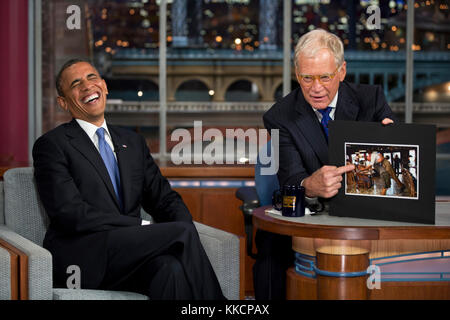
[122,144,127,149]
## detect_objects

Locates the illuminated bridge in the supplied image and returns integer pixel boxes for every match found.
[106,49,450,102]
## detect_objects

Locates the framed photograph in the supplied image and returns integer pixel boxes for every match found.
[329,121,436,224]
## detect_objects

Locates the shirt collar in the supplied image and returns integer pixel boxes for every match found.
[75,118,111,140]
[312,90,339,121]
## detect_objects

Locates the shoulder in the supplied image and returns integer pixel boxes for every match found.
[34,121,72,146]
[264,88,302,124]
[32,121,78,159]
[340,81,382,101]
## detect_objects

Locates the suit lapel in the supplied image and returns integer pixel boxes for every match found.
[293,94,329,165]
[65,119,122,210]
[108,126,132,213]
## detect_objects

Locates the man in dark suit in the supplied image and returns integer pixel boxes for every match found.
[254,29,395,299]
[33,59,224,299]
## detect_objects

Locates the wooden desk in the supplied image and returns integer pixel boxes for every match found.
[253,203,450,300]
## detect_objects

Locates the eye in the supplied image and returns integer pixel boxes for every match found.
[320,75,332,82]
[302,75,313,82]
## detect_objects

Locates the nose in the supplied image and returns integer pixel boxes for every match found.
[79,79,92,91]
[310,78,323,92]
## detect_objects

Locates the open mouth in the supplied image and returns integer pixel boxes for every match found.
[82,93,100,104]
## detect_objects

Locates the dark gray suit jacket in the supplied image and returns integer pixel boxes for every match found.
[263,81,395,188]
[33,119,191,288]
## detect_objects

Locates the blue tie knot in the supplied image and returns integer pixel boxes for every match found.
[318,106,332,118]
[96,127,105,140]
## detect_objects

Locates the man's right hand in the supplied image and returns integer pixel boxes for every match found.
[302,164,355,198]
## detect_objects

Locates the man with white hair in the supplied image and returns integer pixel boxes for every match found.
[255,29,395,299]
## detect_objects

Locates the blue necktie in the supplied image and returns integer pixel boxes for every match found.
[96,128,123,209]
[318,107,332,140]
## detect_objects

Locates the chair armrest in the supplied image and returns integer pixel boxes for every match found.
[0,225,52,300]
[0,245,12,299]
[194,222,243,300]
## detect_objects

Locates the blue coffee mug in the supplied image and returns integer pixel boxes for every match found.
[272,185,306,217]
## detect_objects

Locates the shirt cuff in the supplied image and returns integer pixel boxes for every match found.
[300,179,319,203]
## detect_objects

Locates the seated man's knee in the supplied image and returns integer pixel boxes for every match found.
[157,255,184,276]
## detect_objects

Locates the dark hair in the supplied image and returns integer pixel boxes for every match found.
[55,58,93,97]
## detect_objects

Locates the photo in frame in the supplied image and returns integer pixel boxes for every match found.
[328,120,436,224]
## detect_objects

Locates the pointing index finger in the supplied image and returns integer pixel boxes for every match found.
[336,164,355,175]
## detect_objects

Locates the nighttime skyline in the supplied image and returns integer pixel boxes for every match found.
[88,0,449,56]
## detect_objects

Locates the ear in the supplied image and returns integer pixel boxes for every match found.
[294,68,302,85]
[57,96,68,112]
[339,61,347,81]
[102,79,109,95]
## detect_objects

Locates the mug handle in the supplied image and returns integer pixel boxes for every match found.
[272,189,283,211]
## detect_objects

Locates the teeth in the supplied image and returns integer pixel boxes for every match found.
[83,93,99,103]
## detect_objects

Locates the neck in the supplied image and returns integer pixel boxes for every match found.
[75,115,105,127]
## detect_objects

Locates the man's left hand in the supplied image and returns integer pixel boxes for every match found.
[382,118,394,125]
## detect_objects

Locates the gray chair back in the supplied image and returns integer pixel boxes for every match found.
[3,168,49,246]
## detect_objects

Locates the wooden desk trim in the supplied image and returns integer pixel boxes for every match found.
[253,206,450,240]
[160,166,254,179]
[1,165,255,180]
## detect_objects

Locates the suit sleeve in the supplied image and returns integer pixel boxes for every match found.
[263,111,309,188]
[372,85,396,122]
[139,136,192,223]
[33,135,141,235]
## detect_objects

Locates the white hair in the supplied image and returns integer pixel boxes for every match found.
[294,29,345,70]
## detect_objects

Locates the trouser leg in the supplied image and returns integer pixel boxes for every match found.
[100,221,224,300]
[119,254,193,300]
[253,229,294,300]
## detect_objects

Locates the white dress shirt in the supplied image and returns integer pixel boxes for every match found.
[75,119,117,160]
[311,91,338,123]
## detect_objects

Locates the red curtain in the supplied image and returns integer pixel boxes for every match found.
[0,0,29,163]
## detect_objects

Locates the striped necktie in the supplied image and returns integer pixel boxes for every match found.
[96,128,123,210]
[318,107,332,140]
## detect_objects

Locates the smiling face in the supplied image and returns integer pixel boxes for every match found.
[296,48,346,110]
[57,62,108,126]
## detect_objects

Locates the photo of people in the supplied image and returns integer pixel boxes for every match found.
[345,143,418,199]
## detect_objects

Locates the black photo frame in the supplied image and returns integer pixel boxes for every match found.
[328,120,436,224]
